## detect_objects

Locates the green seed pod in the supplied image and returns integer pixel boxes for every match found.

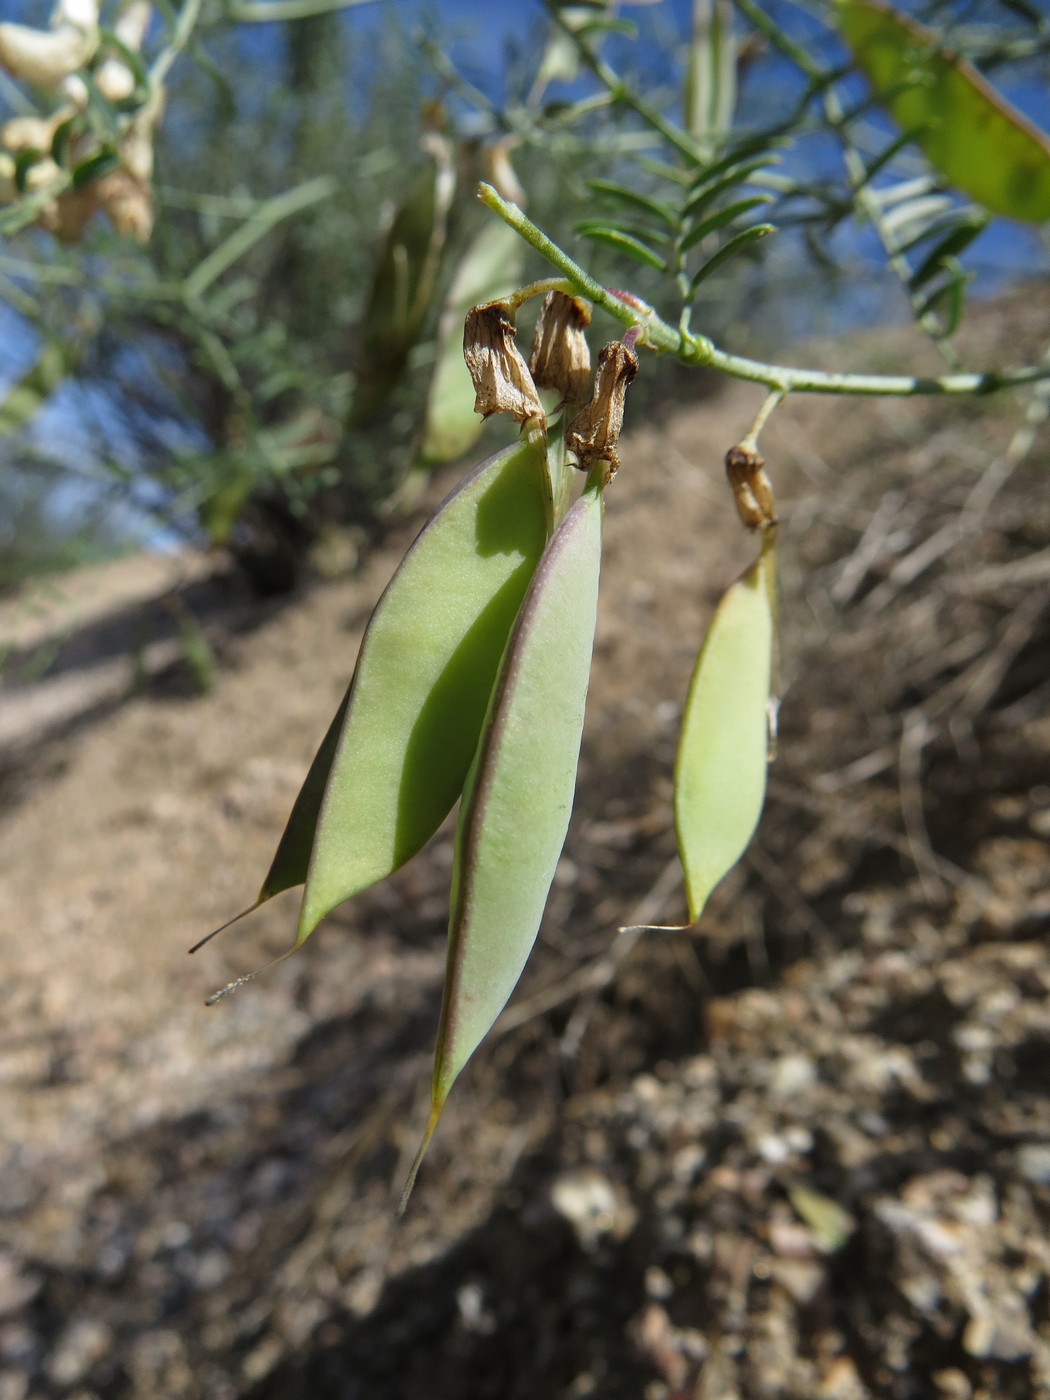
[674,533,777,923]
[297,436,550,943]
[836,0,1050,224]
[403,477,603,1202]
[349,131,456,428]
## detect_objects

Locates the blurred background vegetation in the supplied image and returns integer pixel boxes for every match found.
[0,0,1047,595]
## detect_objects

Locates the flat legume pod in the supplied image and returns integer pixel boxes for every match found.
[404,480,603,1195]
[258,689,351,902]
[296,437,550,942]
[674,534,776,922]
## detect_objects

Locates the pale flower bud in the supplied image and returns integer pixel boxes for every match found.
[463,301,546,426]
[0,22,94,88]
[0,115,63,153]
[566,340,638,480]
[0,0,97,90]
[97,169,151,240]
[54,0,100,30]
[529,290,592,406]
[113,0,151,48]
[95,1,151,100]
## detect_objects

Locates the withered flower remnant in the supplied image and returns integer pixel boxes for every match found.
[566,340,638,480]
[464,301,546,427]
[725,443,777,531]
[529,289,592,406]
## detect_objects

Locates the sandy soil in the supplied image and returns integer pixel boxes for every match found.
[1,292,1048,1400]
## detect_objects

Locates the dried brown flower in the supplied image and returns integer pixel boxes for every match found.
[528,290,592,406]
[463,301,545,426]
[566,340,639,480]
[726,443,777,531]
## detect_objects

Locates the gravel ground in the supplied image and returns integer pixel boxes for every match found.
[1,292,1048,1400]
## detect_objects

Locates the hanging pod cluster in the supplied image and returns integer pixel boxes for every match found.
[201,290,635,1189]
[201,281,781,1198]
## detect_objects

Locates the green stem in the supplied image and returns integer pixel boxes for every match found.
[150,0,205,87]
[479,183,1050,398]
[739,388,785,450]
[545,1,705,166]
[182,175,336,303]
[734,0,963,365]
[731,0,824,81]
[479,183,688,354]
[507,278,575,312]
[229,0,379,18]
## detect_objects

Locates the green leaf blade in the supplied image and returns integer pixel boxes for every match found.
[575,224,667,271]
[688,223,775,297]
[585,179,678,227]
[72,146,121,190]
[679,195,773,254]
[683,154,775,220]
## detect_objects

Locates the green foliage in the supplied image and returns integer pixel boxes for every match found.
[0,448,132,593]
[3,0,1049,1199]
[837,0,1050,223]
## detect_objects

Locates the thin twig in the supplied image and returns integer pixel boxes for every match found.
[478,185,1050,399]
[150,0,204,87]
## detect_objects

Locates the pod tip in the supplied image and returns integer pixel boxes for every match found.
[617,920,693,936]
[204,970,261,1006]
[188,898,264,955]
[397,1100,444,1217]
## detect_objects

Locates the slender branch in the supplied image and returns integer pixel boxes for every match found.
[506,277,575,311]
[544,0,706,166]
[228,0,380,21]
[822,91,964,367]
[478,183,688,353]
[182,175,336,303]
[734,0,967,366]
[731,0,824,80]
[150,0,204,87]
[739,388,785,450]
[479,183,1050,398]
